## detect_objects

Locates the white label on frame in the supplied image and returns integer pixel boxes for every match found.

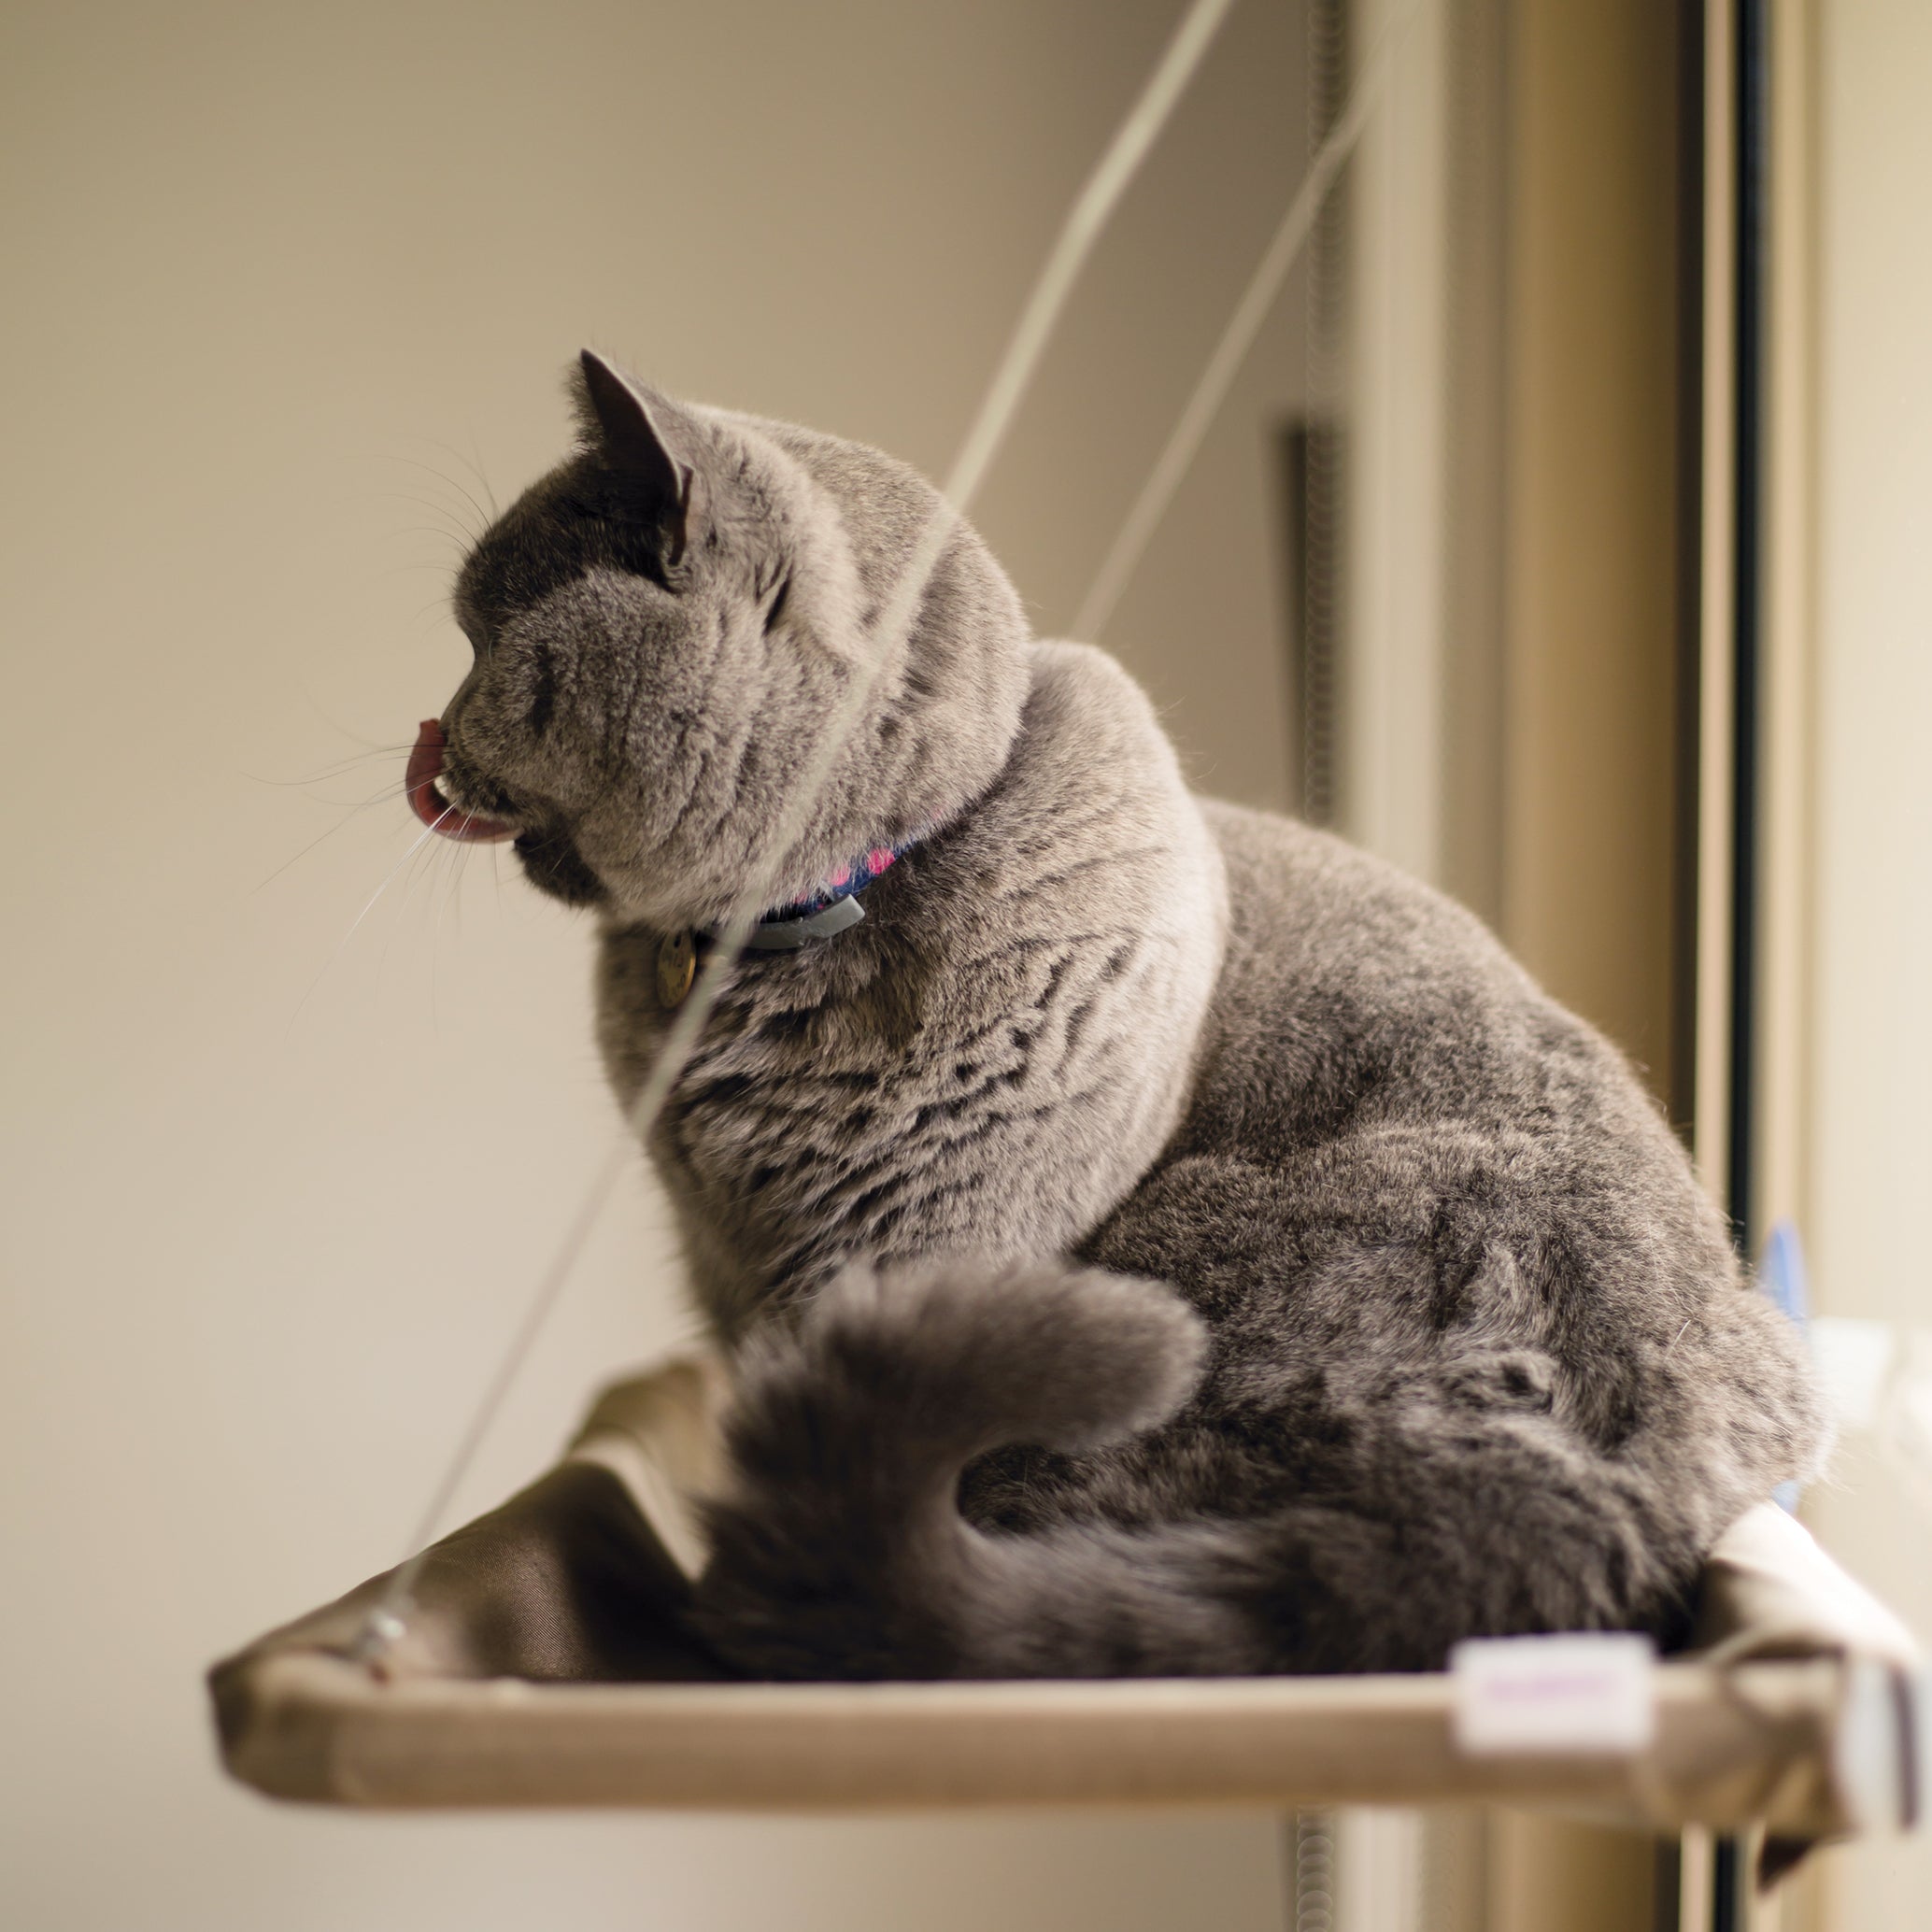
[1450,1632,1657,1756]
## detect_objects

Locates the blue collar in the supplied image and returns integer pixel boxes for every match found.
[704,841,908,953]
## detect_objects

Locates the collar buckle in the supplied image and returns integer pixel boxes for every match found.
[702,892,868,954]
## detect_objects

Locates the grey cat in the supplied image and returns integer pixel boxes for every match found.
[411,349,1823,1679]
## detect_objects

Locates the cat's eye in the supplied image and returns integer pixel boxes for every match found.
[452,598,490,657]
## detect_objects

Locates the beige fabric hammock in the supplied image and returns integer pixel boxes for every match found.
[210,1355,1924,1849]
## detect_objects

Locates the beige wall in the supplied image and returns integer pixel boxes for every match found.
[0,3,1315,1926]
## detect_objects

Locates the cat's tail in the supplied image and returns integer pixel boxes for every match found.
[689,1258,1255,1680]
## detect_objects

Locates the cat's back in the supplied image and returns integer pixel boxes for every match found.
[1175,801,1669,1169]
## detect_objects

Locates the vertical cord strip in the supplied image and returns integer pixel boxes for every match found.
[1070,3,1415,646]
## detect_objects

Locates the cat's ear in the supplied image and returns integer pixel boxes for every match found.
[574,349,703,566]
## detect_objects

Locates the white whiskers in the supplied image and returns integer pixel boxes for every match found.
[250,775,412,896]
[286,807,455,1031]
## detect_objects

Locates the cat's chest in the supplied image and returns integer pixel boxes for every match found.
[651,943,1082,1229]
[596,918,1213,1315]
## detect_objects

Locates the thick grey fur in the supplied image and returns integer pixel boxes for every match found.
[430,351,1824,1679]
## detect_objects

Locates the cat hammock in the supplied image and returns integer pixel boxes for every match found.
[211,1352,1924,1848]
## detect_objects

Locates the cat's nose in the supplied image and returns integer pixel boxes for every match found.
[406,717,519,843]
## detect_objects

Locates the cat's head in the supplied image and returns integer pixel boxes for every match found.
[411,351,1030,926]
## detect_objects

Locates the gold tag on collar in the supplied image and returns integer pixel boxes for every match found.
[657,929,697,1010]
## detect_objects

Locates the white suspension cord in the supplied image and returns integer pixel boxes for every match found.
[1070,0,1417,644]
[357,0,1239,1663]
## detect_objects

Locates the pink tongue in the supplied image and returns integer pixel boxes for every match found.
[406,718,518,843]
